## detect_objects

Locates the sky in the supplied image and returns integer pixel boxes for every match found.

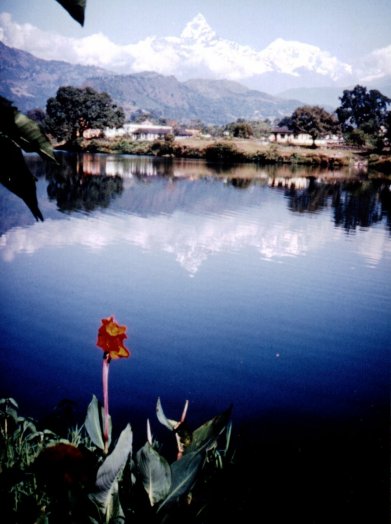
[0,0,390,86]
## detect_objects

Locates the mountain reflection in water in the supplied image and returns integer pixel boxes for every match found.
[0,152,390,523]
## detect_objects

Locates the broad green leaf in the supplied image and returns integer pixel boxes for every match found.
[0,398,19,421]
[157,451,203,513]
[55,0,87,26]
[0,398,18,409]
[156,397,177,430]
[136,442,171,506]
[185,405,232,454]
[34,514,49,524]
[84,395,111,450]
[14,112,56,162]
[92,424,133,511]
[0,136,44,221]
[224,420,233,454]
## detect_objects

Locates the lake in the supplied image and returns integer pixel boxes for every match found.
[1,152,390,522]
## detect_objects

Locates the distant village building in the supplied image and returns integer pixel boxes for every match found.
[104,120,173,141]
[269,126,340,146]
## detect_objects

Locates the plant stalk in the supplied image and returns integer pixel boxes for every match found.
[102,354,110,454]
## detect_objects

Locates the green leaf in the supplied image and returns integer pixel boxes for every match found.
[156,397,177,430]
[0,135,44,221]
[224,420,233,454]
[157,451,203,513]
[0,96,56,163]
[91,424,133,511]
[14,112,56,162]
[55,0,87,26]
[0,397,18,409]
[136,442,171,506]
[0,398,19,421]
[185,405,232,454]
[84,395,111,450]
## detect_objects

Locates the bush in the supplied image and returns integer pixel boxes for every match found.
[204,142,245,163]
[0,397,233,523]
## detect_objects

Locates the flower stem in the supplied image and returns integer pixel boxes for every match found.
[102,354,110,454]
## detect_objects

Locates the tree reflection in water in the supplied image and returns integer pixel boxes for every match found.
[46,153,124,213]
[284,177,391,233]
[11,151,390,233]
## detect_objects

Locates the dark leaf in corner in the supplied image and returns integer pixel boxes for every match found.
[55,0,87,26]
[0,136,43,221]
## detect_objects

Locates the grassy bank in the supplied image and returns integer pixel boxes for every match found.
[70,136,391,173]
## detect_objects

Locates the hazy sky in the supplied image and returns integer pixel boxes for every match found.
[1,0,390,62]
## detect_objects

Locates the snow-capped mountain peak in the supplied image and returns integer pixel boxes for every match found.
[180,13,216,42]
[167,16,354,86]
[2,10,386,93]
[260,38,353,79]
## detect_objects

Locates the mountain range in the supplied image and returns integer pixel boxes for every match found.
[153,15,355,89]
[1,11,390,110]
[1,30,390,124]
[0,41,303,124]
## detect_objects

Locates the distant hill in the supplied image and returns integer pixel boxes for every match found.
[85,74,302,124]
[0,42,302,124]
[0,41,111,112]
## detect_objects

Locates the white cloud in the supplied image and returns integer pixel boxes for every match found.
[2,194,387,276]
[126,37,181,74]
[0,210,310,272]
[0,12,130,71]
[0,11,388,83]
[358,45,391,82]
[0,12,79,63]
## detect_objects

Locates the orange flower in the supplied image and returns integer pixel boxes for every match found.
[36,443,96,491]
[97,316,130,360]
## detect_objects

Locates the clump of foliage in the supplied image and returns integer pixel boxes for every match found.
[204,142,246,163]
[1,315,233,524]
[280,105,339,147]
[336,85,391,149]
[46,86,125,144]
[0,95,57,220]
[0,397,233,523]
[224,119,254,139]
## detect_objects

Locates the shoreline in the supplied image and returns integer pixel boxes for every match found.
[63,137,391,174]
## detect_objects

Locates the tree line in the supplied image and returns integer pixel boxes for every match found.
[278,85,391,148]
[0,0,390,223]
[26,83,390,150]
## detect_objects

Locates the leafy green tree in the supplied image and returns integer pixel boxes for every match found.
[250,119,272,139]
[26,108,47,126]
[0,1,87,220]
[46,86,125,143]
[336,85,390,145]
[283,105,338,147]
[277,115,292,129]
[225,119,254,139]
[384,111,391,146]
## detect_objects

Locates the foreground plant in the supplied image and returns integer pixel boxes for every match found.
[1,315,233,523]
[96,315,130,454]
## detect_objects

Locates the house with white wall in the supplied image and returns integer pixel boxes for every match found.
[269,126,339,146]
[104,120,173,140]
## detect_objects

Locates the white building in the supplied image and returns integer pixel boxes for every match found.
[104,120,173,141]
[269,126,340,146]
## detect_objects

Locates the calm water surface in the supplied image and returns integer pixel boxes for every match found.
[1,153,390,522]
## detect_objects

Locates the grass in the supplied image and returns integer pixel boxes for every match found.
[74,135,383,169]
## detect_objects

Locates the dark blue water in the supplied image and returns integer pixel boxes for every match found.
[1,153,390,522]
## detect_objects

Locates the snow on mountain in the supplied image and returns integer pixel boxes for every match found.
[259,38,352,80]
[1,11,389,93]
[129,13,354,89]
[180,13,216,42]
